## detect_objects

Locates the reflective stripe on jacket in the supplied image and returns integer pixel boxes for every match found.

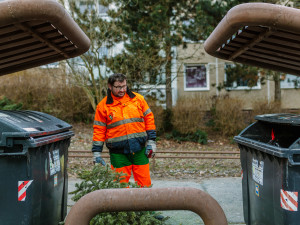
[92,91,156,154]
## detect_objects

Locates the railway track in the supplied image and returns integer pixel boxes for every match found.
[69,150,240,160]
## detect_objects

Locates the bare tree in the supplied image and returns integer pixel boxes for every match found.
[59,0,122,110]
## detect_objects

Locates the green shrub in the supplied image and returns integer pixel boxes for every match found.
[161,108,173,132]
[0,96,22,110]
[194,130,208,144]
[68,165,167,225]
[166,129,207,144]
[205,118,215,127]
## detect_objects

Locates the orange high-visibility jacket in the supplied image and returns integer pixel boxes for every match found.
[92,91,156,154]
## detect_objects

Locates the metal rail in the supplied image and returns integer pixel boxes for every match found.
[68,150,240,159]
[70,150,239,154]
[65,187,228,225]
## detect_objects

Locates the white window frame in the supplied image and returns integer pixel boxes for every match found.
[184,64,210,91]
[280,74,300,89]
[224,63,261,90]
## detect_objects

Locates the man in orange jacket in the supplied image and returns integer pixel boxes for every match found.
[92,73,156,187]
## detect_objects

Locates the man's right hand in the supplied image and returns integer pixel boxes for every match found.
[93,152,106,166]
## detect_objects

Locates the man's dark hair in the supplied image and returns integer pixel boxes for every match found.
[108,73,126,85]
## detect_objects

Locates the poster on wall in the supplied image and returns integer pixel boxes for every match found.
[185,65,208,90]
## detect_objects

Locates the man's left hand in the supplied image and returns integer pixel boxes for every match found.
[145,140,156,158]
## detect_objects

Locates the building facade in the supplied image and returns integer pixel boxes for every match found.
[175,43,300,110]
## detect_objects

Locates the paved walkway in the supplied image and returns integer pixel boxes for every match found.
[68,177,245,225]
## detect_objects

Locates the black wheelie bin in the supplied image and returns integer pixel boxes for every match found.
[0,0,90,224]
[234,113,300,225]
[0,110,74,225]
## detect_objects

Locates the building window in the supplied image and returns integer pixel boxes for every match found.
[99,46,108,57]
[79,1,108,16]
[184,64,209,91]
[280,74,300,89]
[40,62,59,69]
[79,2,93,14]
[225,63,260,90]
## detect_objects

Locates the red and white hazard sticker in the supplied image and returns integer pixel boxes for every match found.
[280,189,298,211]
[18,180,33,202]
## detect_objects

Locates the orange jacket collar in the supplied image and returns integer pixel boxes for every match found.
[106,87,135,104]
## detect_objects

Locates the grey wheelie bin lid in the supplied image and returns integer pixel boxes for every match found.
[0,110,74,151]
[255,113,300,125]
[234,113,300,159]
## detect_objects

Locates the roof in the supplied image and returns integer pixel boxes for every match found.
[204,3,300,76]
[0,0,90,76]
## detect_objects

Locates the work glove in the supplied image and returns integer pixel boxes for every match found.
[145,140,156,158]
[93,152,106,166]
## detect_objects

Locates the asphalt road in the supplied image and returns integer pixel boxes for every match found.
[67,177,245,225]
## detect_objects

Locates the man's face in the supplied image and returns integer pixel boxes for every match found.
[109,80,127,98]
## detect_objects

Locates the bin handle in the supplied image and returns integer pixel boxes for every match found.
[288,154,300,166]
[29,131,74,147]
[0,149,27,156]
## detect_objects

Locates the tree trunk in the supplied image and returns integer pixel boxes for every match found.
[165,43,172,109]
[274,78,281,103]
